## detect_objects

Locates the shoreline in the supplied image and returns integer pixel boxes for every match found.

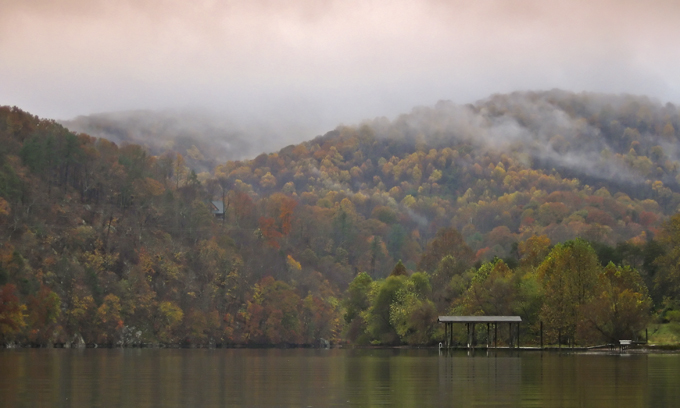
[3,342,680,353]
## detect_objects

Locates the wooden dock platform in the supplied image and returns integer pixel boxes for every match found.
[438,316,522,349]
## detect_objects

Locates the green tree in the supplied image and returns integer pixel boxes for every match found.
[343,272,373,343]
[389,272,437,344]
[456,259,517,316]
[365,275,406,344]
[537,239,600,344]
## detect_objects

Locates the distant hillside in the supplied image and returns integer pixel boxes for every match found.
[1,90,679,348]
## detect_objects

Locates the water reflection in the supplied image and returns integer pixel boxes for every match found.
[0,348,678,407]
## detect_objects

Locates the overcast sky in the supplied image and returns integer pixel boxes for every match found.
[2,0,680,138]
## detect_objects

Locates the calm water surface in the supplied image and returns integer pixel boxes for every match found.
[1,348,679,407]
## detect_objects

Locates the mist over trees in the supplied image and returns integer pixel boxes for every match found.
[1,90,680,347]
[61,110,317,173]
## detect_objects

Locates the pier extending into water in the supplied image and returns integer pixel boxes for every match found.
[438,316,649,351]
[439,316,522,349]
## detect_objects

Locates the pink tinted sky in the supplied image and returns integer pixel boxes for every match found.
[1,0,679,135]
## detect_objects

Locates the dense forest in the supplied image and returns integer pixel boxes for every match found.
[2,90,680,348]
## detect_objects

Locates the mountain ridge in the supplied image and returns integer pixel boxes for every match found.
[1,89,679,347]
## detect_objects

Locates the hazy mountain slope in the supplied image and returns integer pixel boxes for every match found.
[365,89,680,193]
[1,90,679,347]
[213,90,679,259]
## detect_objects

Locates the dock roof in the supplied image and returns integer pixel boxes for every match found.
[438,316,522,323]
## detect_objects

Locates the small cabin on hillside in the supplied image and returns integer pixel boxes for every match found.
[210,200,225,217]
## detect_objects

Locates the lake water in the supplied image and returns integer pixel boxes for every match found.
[1,348,679,407]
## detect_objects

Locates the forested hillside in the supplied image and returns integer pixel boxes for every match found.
[2,90,680,347]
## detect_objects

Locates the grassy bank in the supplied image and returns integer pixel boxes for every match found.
[647,323,680,345]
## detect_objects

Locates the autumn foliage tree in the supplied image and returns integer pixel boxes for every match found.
[0,284,26,343]
[243,277,303,344]
[25,285,61,344]
[418,227,473,273]
[580,263,652,342]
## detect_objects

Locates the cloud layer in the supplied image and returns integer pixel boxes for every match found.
[2,0,680,142]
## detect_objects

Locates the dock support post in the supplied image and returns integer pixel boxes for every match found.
[517,322,520,349]
[494,323,497,348]
[466,323,470,348]
[449,322,453,348]
[472,323,476,349]
[445,323,448,349]
[487,323,490,348]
